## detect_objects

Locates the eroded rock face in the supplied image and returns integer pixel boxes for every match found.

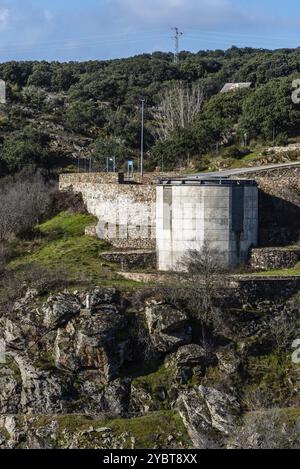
[166,344,217,384]
[42,292,81,329]
[177,386,240,448]
[0,287,130,417]
[73,373,130,415]
[0,365,21,414]
[145,301,192,353]
[54,305,128,383]
[0,289,42,350]
[12,355,69,414]
[0,283,291,449]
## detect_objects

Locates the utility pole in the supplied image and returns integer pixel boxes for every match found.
[140,99,145,178]
[273,126,276,145]
[172,27,183,64]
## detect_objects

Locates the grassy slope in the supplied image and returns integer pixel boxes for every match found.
[9,212,138,289]
[242,354,300,409]
[7,207,299,285]
[20,411,191,449]
[251,262,300,277]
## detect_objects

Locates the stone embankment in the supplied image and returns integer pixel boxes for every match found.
[250,247,300,271]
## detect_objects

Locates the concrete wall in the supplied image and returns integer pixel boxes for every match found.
[156,183,258,271]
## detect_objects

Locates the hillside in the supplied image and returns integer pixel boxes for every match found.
[1,47,300,175]
[0,47,300,451]
[0,209,299,449]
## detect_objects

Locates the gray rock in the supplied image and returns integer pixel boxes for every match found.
[12,355,69,414]
[216,345,241,375]
[0,364,21,413]
[42,292,81,329]
[166,344,217,383]
[103,379,131,416]
[145,301,192,353]
[130,385,153,415]
[177,386,240,448]
[77,287,119,311]
[54,305,128,383]
[0,416,25,449]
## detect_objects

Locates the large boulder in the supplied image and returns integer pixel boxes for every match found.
[166,344,217,384]
[0,289,42,350]
[42,292,81,329]
[73,372,130,415]
[145,301,192,353]
[177,386,240,448]
[102,379,131,416]
[216,345,241,375]
[12,355,70,414]
[54,305,128,384]
[0,287,131,415]
[77,287,121,311]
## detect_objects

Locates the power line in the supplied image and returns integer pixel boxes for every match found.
[0,27,299,61]
[172,27,183,63]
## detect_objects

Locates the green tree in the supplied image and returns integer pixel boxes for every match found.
[64,101,106,134]
[0,126,55,172]
[240,77,300,141]
[92,136,130,168]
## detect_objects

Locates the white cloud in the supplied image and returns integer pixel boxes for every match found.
[44,9,54,23]
[0,8,9,30]
[113,0,239,27]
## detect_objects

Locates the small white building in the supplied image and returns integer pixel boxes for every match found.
[0,80,6,104]
[221,82,252,93]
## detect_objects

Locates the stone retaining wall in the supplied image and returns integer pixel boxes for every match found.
[101,250,156,270]
[236,167,300,246]
[59,171,181,250]
[250,247,300,271]
[232,275,300,301]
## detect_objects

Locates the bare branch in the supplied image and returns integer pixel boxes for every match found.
[152,81,204,141]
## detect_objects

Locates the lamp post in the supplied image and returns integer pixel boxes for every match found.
[140,99,145,178]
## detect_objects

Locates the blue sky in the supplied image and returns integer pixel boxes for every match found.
[0,0,300,61]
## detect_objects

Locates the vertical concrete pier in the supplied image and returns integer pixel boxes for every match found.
[156,178,258,271]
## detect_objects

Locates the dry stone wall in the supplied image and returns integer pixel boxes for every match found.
[235,167,300,246]
[250,246,300,271]
[101,250,156,270]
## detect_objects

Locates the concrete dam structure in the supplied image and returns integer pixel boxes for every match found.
[59,172,263,271]
[156,177,259,271]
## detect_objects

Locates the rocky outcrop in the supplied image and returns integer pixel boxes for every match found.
[0,287,130,416]
[42,292,81,328]
[54,306,128,382]
[0,283,298,449]
[165,345,217,384]
[0,364,21,414]
[145,301,192,353]
[177,386,240,448]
